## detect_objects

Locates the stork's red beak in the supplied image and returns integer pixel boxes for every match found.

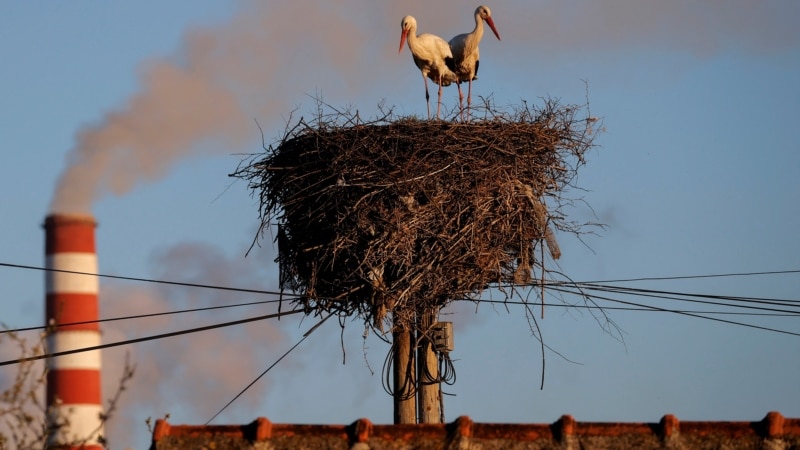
[486,17,501,41]
[399,29,408,53]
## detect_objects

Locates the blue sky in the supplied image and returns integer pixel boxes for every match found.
[1,1,799,448]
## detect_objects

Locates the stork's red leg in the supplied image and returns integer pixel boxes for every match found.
[436,76,444,119]
[466,78,473,120]
[456,82,465,121]
[422,74,431,119]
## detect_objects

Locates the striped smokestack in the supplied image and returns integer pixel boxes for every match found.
[44,213,104,449]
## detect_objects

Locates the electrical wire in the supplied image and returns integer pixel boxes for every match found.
[451,274,800,338]
[548,286,800,317]
[438,352,456,386]
[460,298,800,316]
[504,279,800,311]
[565,269,800,284]
[0,261,291,297]
[3,256,797,422]
[4,261,797,307]
[205,312,333,425]
[4,260,799,317]
[382,337,416,400]
[3,259,798,348]
[382,329,457,402]
[0,297,303,335]
[0,308,305,367]
[574,290,800,337]
[482,277,800,316]
[549,282,800,315]
[475,286,800,337]
[571,283,800,310]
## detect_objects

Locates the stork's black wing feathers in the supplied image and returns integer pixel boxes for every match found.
[444,56,456,73]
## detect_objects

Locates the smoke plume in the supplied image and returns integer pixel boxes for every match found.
[49,0,796,213]
[49,0,372,213]
[100,240,283,446]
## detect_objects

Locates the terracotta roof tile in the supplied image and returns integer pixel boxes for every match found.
[150,412,800,450]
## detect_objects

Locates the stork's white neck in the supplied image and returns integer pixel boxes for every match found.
[472,11,485,42]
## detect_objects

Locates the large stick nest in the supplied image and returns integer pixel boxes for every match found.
[232,100,600,332]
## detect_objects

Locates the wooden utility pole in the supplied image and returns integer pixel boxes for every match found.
[417,307,441,423]
[393,324,416,424]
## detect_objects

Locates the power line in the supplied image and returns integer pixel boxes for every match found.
[3,259,798,340]
[564,283,800,315]
[0,261,290,297]
[567,269,800,284]
[0,297,303,335]
[464,298,800,316]
[0,308,305,367]
[3,261,798,299]
[4,260,799,315]
[205,312,333,425]
[577,282,800,306]
[542,287,800,337]
[491,279,800,314]
[459,282,800,337]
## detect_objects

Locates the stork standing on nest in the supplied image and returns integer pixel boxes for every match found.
[449,5,501,119]
[399,15,458,119]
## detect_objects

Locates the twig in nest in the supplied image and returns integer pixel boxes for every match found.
[231,98,601,335]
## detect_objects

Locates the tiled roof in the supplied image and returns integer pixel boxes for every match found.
[150,412,800,449]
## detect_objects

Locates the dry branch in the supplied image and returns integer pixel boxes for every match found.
[232,99,600,334]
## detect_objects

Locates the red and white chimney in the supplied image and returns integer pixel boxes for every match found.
[44,213,104,449]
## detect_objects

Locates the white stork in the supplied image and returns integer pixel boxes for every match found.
[399,15,458,119]
[449,5,501,118]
